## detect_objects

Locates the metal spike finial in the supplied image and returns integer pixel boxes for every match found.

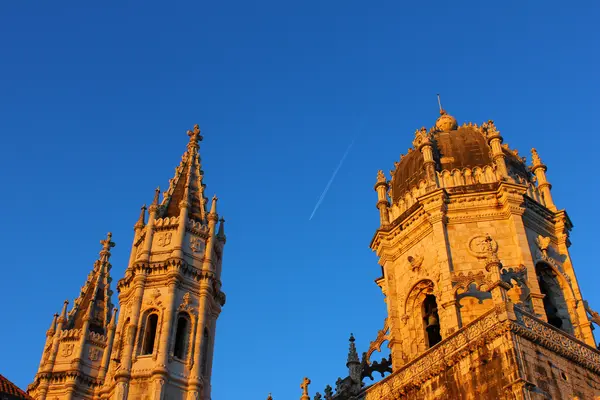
[437,93,446,115]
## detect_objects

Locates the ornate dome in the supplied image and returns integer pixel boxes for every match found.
[390,115,530,204]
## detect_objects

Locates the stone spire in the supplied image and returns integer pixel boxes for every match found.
[160,124,209,222]
[217,217,226,242]
[66,232,116,335]
[346,333,361,382]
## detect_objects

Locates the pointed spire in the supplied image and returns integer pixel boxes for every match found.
[531,148,542,166]
[347,333,360,365]
[58,300,69,325]
[217,217,226,242]
[66,234,116,334]
[135,205,147,229]
[161,124,209,222]
[46,313,58,337]
[152,186,161,206]
[210,195,218,214]
[267,394,273,400]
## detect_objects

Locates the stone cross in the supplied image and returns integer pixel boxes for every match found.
[300,377,311,396]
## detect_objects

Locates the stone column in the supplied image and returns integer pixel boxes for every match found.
[374,171,390,227]
[115,272,147,400]
[187,281,211,400]
[530,149,556,211]
[483,121,509,180]
[153,274,179,396]
[98,308,118,382]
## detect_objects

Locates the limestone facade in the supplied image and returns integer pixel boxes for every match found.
[298,110,600,400]
[28,125,226,400]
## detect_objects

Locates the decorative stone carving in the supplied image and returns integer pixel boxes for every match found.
[536,235,551,256]
[89,347,101,361]
[61,343,74,357]
[157,232,172,247]
[190,236,203,253]
[467,234,498,259]
[584,300,600,326]
[365,319,390,363]
[407,254,424,273]
[412,127,432,149]
[147,289,163,307]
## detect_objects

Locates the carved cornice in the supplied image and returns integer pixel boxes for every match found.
[362,306,600,399]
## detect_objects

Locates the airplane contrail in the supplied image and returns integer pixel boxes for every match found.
[308,136,357,221]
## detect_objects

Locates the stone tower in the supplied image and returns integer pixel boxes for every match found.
[305,110,600,399]
[28,125,226,400]
[28,233,118,400]
[366,110,600,398]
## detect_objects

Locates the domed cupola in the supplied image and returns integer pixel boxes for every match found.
[387,111,531,206]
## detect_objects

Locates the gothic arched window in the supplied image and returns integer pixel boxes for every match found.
[536,262,573,333]
[173,313,190,360]
[422,294,442,348]
[141,313,159,355]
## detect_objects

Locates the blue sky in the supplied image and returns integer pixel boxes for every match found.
[1,1,599,398]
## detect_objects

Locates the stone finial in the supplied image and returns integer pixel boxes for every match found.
[209,195,218,216]
[531,148,543,166]
[412,126,431,148]
[100,232,116,253]
[323,385,333,400]
[377,170,386,184]
[347,333,360,365]
[187,124,203,143]
[267,394,273,400]
[217,217,226,241]
[314,393,322,400]
[135,204,147,229]
[46,313,59,337]
[300,377,311,400]
[58,300,69,324]
[152,186,161,206]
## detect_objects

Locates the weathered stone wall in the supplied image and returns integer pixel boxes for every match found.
[516,334,600,399]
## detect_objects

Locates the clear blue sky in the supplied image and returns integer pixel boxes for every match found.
[1,1,599,398]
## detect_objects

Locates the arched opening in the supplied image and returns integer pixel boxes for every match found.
[173,313,190,360]
[141,313,159,355]
[535,263,572,333]
[422,295,442,348]
[201,328,210,375]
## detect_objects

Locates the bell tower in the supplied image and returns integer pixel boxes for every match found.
[363,110,600,399]
[99,125,226,400]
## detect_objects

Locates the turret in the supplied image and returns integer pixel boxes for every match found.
[531,148,557,211]
[374,171,389,227]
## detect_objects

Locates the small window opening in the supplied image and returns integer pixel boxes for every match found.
[142,314,158,355]
[423,295,442,348]
[173,315,189,359]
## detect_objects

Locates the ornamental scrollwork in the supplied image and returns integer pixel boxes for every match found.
[365,318,390,364]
